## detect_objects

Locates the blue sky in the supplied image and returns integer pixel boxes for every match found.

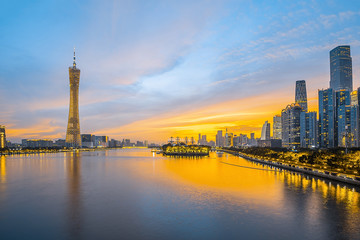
[1,0,360,142]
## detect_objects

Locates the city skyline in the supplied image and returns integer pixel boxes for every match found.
[2,1,360,143]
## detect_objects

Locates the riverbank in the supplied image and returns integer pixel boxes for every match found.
[222,149,360,187]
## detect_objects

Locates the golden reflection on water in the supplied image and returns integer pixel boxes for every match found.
[0,156,6,184]
[141,152,360,214]
[65,152,82,239]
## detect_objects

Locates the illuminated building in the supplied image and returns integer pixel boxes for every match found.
[224,129,233,147]
[22,139,54,148]
[350,88,360,147]
[0,125,6,148]
[350,105,359,147]
[336,90,351,147]
[258,139,282,148]
[250,133,256,146]
[295,80,308,111]
[281,103,302,148]
[260,121,270,140]
[216,130,224,147]
[330,45,353,92]
[94,136,109,147]
[300,111,318,148]
[319,88,335,148]
[81,134,93,148]
[233,135,240,146]
[273,115,282,140]
[66,49,81,148]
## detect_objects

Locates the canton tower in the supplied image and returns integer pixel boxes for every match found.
[66,49,81,147]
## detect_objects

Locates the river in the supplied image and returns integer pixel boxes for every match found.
[0,148,359,239]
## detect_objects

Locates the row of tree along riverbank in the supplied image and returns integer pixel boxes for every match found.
[222,147,360,185]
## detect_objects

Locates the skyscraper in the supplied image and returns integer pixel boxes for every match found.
[318,88,335,148]
[273,115,282,139]
[300,112,318,148]
[295,80,308,112]
[0,125,6,149]
[66,49,81,148]
[260,121,270,140]
[330,45,353,92]
[335,89,351,147]
[281,103,302,148]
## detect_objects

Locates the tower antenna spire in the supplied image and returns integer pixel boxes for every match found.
[73,47,76,68]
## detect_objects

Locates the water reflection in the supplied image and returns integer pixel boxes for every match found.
[0,156,6,183]
[0,156,6,203]
[65,152,82,239]
[0,149,360,239]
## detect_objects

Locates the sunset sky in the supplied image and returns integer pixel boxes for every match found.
[2,0,360,143]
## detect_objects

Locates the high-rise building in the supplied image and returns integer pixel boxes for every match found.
[295,80,308,112]
[318,88,336,148]
[250,133,256,146]
[261,121,270,140]
[335,90,351,147]
[350,105,359,147]
[66,49,81,147]
[350,88,360,147]
[273,115,282,140]
[330,45,353,92]
[216,130,224,147]
[281,103,302,148]
[300,112,318,148]
[224,129,233,147]
[233,135,240,147]
[0,125,6,149]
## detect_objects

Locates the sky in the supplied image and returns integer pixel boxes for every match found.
[1,0,360,143]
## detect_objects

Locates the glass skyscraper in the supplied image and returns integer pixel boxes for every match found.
[281,103,302,148]
[330,45,353,92]
[318,88,335,148]
[300,112,318,148]
[261,121,270,140]
[335,90,351,147]
[295,80,308,112]
[273,115,282,140]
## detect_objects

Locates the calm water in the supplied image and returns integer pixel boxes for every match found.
[0,149,360,240]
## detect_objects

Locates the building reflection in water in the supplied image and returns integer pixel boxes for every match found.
[0,156,6,203]
[161,153,360,238]
[65,152,82,239]
[278,171,360,239]
[0,156,6,184]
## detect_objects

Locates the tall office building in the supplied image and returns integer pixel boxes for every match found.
[260,121,270,140]
[273,115,282,139]
[350,88,360,147]
[66,49,81,147]
[0,125,6,148]
[250,133,256,146]
[281,103,302,148]
[336,90,351,147]
[300,112,318,148]
[350,105,359,147]
[330,45,353,92]
[295,80,308,112]
[216,130,224,147]
[318,88,336,148]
